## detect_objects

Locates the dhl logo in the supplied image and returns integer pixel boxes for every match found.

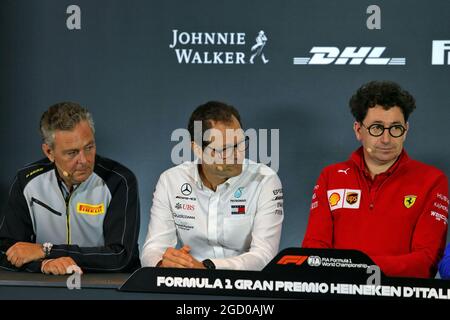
[77,203,105,215]
[276,255,308,265]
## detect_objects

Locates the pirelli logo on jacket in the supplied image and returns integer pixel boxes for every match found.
[76,202,105,215]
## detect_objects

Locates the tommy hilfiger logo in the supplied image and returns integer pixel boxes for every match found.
[231,205,246,214]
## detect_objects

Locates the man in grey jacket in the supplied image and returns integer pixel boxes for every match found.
[0,102,140,275]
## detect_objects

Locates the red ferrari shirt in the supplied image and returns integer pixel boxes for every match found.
[302,147,449,278]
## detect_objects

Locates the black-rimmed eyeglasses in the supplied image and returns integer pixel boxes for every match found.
[203,136,249,159]
[361,123,406,138]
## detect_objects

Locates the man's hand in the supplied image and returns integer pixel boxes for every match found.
[160,245,205,269]
[41,257,83,275]
[6,242,45,267]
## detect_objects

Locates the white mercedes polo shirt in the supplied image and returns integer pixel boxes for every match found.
[141,159,284,270]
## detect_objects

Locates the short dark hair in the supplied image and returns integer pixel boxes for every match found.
[40,102,95,147]
[188,101,242,146]
[349,81,416,122]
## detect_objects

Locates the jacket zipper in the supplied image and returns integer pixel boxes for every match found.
[359,169,396,210]
[65,194,72,245]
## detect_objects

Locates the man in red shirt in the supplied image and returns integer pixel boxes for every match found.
[302,81,449,278]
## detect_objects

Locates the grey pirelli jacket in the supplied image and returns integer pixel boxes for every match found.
[0,155,141,272]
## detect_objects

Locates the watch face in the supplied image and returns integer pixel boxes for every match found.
[203,259,215,269]
[43,243,53,256]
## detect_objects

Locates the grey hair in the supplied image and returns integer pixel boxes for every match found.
[40,102,95,148]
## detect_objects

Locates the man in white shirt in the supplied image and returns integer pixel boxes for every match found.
[141,101,283,270]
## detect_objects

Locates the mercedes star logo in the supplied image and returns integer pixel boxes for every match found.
[181,183,192,196]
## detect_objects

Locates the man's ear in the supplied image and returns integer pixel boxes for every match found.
[42,143,54,162]
[403,122,409,141]
[353,121,363,141]
[191,141,203,159]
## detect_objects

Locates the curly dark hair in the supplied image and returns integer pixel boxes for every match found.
[349,81,416,122]
[188,101,242,146]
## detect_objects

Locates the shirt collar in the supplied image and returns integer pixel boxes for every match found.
[350,146,409,178]
[192,158,203,189]
[53,165,82,196]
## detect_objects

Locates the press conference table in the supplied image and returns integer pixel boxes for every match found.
[0,271,134,299]
[0,270,256,299]
[2,248,450,301]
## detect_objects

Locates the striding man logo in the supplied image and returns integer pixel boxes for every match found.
[249,30,269,64]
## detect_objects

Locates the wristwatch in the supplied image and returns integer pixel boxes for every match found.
[42,242,53,257]
[202,259,216,270]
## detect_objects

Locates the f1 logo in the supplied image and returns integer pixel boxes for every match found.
[432,40,450,65]
[276,255,308,265]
